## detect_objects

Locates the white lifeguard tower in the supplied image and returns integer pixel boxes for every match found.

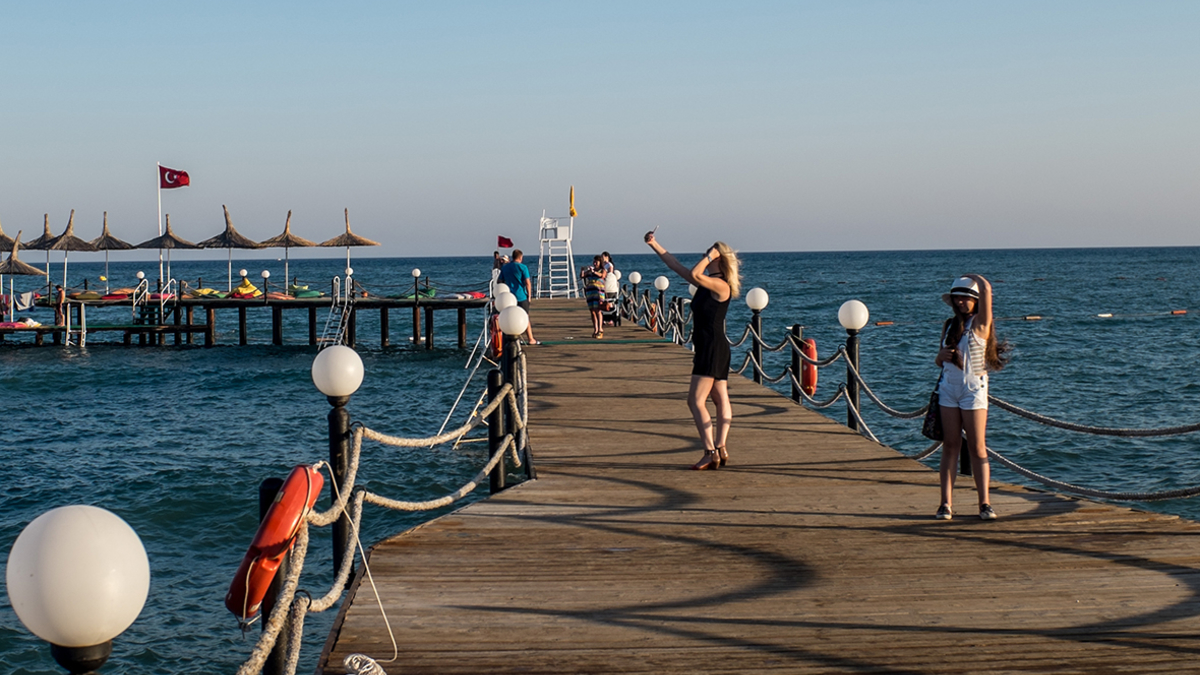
[535,210,578,298]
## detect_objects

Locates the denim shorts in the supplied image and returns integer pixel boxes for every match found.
[938,372,988,410]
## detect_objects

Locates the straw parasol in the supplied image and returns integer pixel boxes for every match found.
[135,214,198,284]
[0,217,15,251]
[198,205,264,291]
[319,208,380,272]
[259,210,316,288]
[89,212,134,294]
[1,232,48,319]
[46,210,98,290]
[24,214,57,292]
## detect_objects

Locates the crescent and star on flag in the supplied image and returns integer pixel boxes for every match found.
[159,165,191,189]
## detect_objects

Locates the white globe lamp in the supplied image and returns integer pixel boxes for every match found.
[494,293,518,311]
[260,270,270,280]
[653,276,670,292]
[746,287,769,312]
[628,271,642,285]
[411,268,421,278]
[345,267,354,277]
[311,345,365,399]
[498,306,529,336]
[135,271,144,280]
[838,300,870,332]
[7,505,150,672]
[238,269,247,278]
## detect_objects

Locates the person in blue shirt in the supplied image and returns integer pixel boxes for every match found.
[499,249,539,345]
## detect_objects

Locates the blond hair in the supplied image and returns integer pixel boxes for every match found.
[714,241,741,298]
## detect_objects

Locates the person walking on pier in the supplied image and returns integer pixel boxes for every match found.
[582,255,607,338]
[934,274,1009,521]
[500,249,540,345]
[645,232,741,470]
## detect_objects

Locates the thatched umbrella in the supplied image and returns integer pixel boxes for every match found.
[259,210,316,288]
[46,210,98,290]
[25,214,56,292]
[0,217,15,251]
[89,212,134,294]
[319,208,380,272]
[198,205,263,291]
[1,232,48,319]
[135,214,198,285]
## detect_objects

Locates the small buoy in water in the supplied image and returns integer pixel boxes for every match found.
[1097,313,1114,318]
[1024,315,1042,321]
[874,321,894,326]
[1172,310,1187,315]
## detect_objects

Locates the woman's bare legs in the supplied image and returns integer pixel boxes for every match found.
[711,379,732,462]
[688,375,719,469]
[939,406,990,509]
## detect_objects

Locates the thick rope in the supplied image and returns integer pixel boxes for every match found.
[235,524,309,675]
[986,447,1200,501]
[843,357,930,419]
[989,396,1200,437]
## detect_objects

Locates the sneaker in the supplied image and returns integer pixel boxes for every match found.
[979,504,997,520]
[935,504,952,520]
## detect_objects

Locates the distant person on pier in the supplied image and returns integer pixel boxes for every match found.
[644,232,741,470]
[934,274,1010,521]
[493,251,504,270]
[499,249,540,345]
[53,285,65,326]
[581,255,607,338]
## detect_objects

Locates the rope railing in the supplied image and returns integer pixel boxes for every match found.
[236,358,530,675]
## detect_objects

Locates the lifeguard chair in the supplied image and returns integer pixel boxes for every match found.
[535,211,578,298]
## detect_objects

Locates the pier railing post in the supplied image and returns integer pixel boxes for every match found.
[844,329,859,431]
[751,310,763,385]
[487,369,506,493]
[790,324,803,403]
[327,395,352,575]
[258,477,288,675]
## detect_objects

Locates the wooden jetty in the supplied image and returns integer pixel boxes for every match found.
[320,299,1200,674]
[0,297,487,348]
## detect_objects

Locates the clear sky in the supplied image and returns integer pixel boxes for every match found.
[1,1,1197,258]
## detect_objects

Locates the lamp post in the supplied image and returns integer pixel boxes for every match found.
[654,276,669,335]
[838,300,870,431]
[627,272,642,319]
[495,305,529,488]
[7,505,150,674]
[311,345,364,575]
[260,270,270,297]
[745,288,769,385]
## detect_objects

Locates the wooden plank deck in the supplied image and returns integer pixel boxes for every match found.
[320,298,1200,674]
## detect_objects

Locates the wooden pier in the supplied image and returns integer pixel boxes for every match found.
[320,299,1200,674]
[0,297,487,348]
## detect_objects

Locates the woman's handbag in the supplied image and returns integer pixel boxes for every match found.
[921,376,943,441]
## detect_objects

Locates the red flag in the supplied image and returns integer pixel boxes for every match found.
[159,165,190,189]
[497,235,513,248]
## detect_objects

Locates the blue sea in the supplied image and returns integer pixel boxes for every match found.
[2,247,1199,673]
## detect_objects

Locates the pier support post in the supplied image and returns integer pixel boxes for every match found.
[258,477,289,675]
[238,307,248,346]
[457,307,467,348]
[174,305,182,346]
[487,369,506,494]
[327,395,352,576]
[308,306,317,346]
[844,329,860,431]
[425,306,434,350]
[205,307,216,347]
[347,307,357,347]
[790,324,803,403]
[411,305,421,347]
[186,306,195,345]
[272,306,283,346]
[380,307,389,348]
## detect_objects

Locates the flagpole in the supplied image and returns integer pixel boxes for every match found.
[157,162,164,286]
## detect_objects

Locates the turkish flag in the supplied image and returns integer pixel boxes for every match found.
[497,235,513,248]
[159,165,190,189]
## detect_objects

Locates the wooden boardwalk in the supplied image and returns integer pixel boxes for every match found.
[320,299,1200,674]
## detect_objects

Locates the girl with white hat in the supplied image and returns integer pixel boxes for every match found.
[934,274,1009,520]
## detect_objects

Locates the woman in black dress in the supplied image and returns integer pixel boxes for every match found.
[645,232,742,470]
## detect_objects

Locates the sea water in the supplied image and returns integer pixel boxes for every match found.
[1,247,1198,673]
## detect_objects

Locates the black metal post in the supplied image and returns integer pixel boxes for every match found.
[51,642,112,674]
[656,290,666,335]
[790,324,803,402]
[259,477,288,675]
[751,310,763,385]
[327,395,351,576]
[487,369,506,493]
[845,329,860,430]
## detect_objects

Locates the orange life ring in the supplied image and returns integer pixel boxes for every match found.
[800,338,818,396]
[225,464,324,621]
[486,313,502,360]
[647,304,658,332]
